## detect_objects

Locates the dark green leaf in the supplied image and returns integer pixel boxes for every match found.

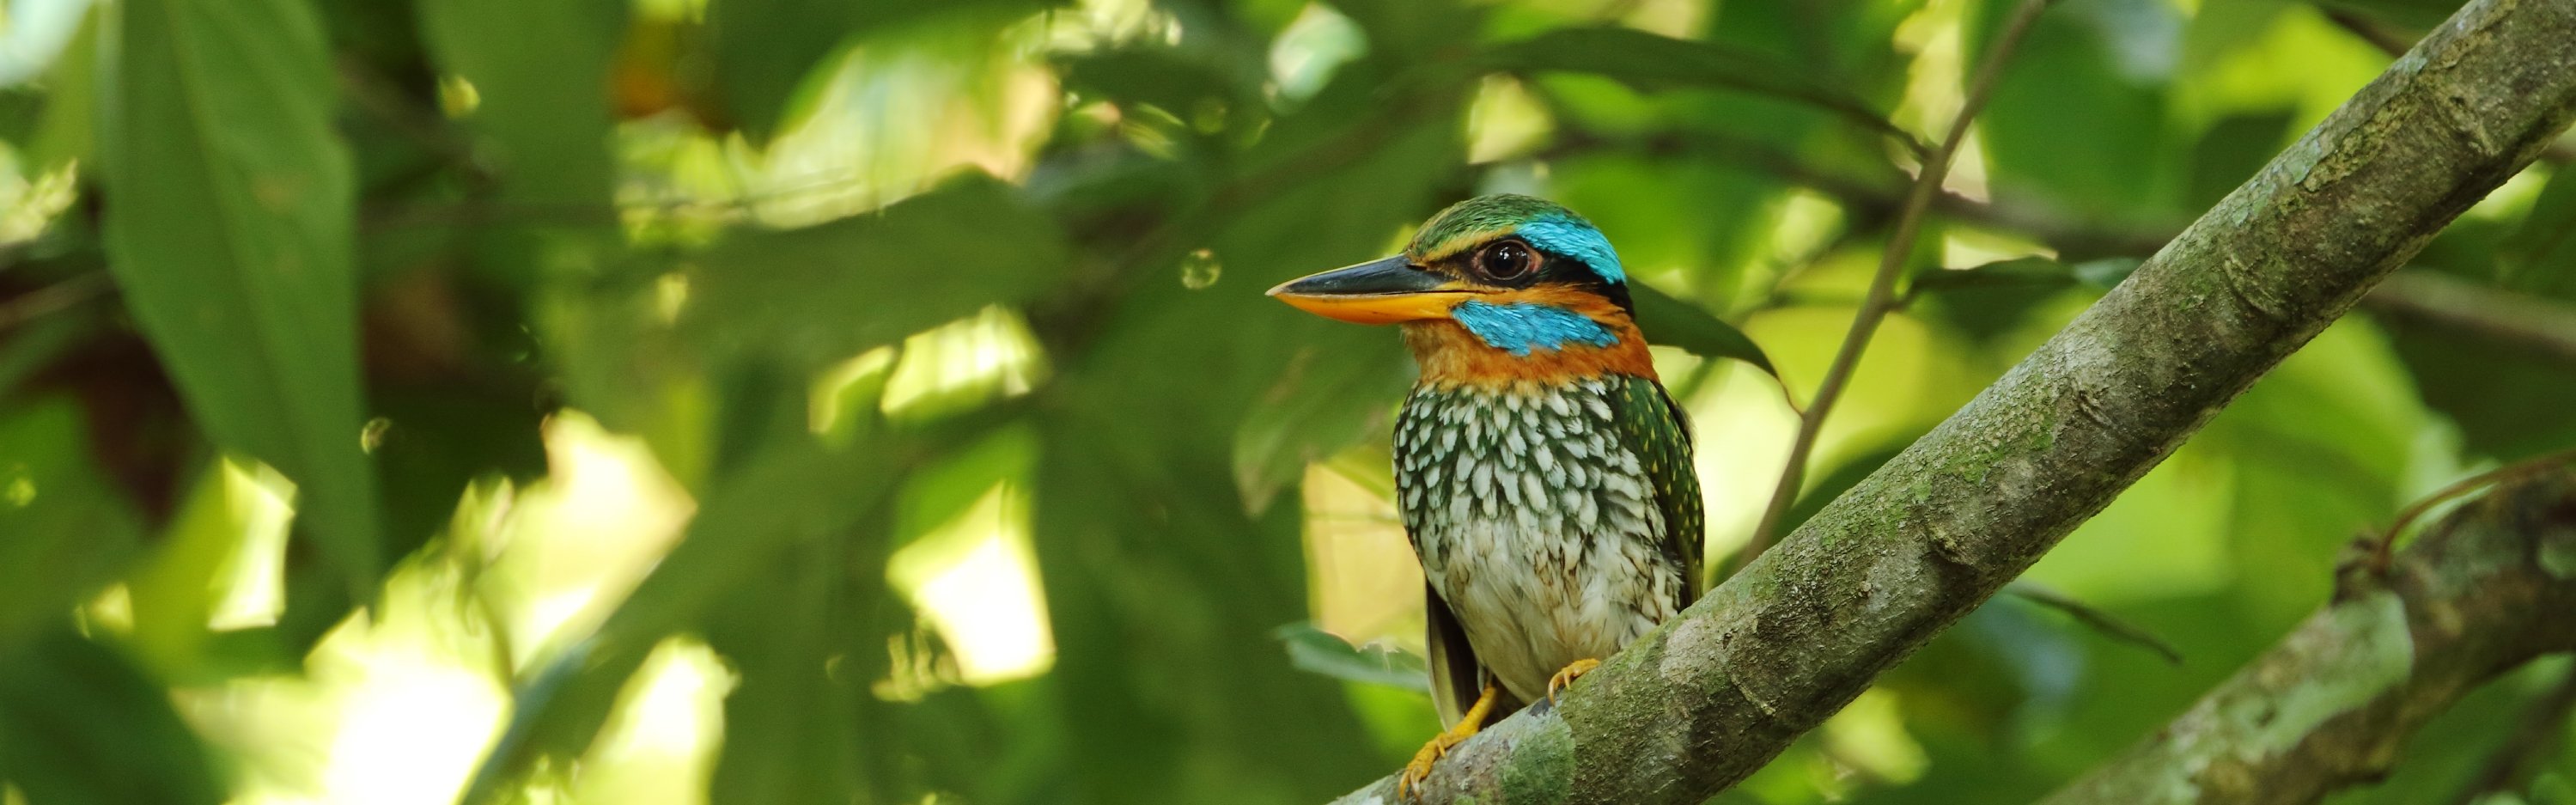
[2502,165,2576,301]
[1275,622,1429,693]
[1970,0,2178,220]
[1909,256,2076,293]
[2185,109,2297,210]
[894,422,1036,546]
[416,0,624,208]
[1024,98,1465,803]
[709,0,1061,143]
[0,402,143,650]
[2073,256,2145,289]
[707,0,870,143]
[23,9,96,169]
[369,384,549,560]
[1059,46,1260,124]
[1231,338,1410,515]
[101,0,382,598]
[1483,27,1914,146]
[468,406,1009,802]
[685,174,1068,377]
[0,628,224,805]
[703,542,868,805]
[1909,256,2095,342]
[1630,279,1779,376]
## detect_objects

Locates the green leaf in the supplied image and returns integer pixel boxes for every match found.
[416,0,624,209]
[2185,109,2297,210]
[709,0,1062,143]
[1274,623,1429,693]
[1231,336,1410,515]
[707,0,868,143]
[894,422,1036,546]
[1970,0,2178,220]
[685,174,1068,376]
[369,385,549,561]
[702,543,868,805]
[1629,279,1778,376]
[0,628,225,805]
[0,402,143,650]
[2502,165,2576,301]
[1908,256,2076,293]
[24,9,97,170]
[1483,27,1914,146]
[467,407,1014,803]
[100,0,382,599]
[1907,256,2108,342]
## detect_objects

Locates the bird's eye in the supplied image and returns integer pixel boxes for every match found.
[1476,241,1538,282]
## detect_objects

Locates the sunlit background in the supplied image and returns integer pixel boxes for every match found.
[3,0,2573,802]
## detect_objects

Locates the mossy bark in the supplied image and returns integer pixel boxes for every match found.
[2040,473,2576,805]
[1329,0,2576,802]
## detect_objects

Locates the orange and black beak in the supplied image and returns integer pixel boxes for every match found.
[1266,256,1473,325]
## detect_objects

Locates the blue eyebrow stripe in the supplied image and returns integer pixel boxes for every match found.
[1452,301,1619,356]
[1515,215,1624,284]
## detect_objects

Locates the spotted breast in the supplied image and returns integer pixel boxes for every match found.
[1392,376,1691,704]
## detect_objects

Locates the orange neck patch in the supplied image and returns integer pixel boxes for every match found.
[1404,288,1655,388]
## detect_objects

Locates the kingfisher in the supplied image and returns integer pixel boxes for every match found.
[1267,194,1702,797]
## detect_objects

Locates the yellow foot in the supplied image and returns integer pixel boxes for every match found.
[1398,685,1499,802]
[1546,657,1602,706]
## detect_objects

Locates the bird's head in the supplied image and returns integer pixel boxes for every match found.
[1267,194,1653,387]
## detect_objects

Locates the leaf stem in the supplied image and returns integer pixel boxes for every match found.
[1733,0,2056,580]
[2369,443,2576,572]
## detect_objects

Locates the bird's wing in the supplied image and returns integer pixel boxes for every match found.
[1613,375,1705,607]
[1424,583,1519,728]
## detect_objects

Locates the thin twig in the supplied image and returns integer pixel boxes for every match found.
[1734,0,2058,578]
[2323,8,2415,58]
[0,272,113,331]
[2369,445,2576,572]
[2007,582,2184,666]
[2448,663,2576,805]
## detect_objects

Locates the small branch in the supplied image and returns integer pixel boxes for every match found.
[2363,270,2576,367]
[2366,443,2576,572]
[1737,0,2057,575]
[0,272,113,331]
[2448,663,2576,805]
[2039,471,2576,805]
[2007,583,2183,666]
[2324,8,2417,58]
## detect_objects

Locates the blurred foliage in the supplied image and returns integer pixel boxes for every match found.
[0,0,2571,803]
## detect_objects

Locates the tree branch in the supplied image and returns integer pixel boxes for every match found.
[1329,0,2576,801]
[2038,470,2576,805]
[2363,270,2576,368]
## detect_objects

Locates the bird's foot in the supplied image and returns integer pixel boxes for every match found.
[1398,685,1499,802]
[1546,657,1601,706]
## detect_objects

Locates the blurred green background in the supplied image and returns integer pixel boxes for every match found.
[1,0,2573,802]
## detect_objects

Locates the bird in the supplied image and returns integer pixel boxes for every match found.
[1266,194,1702,798]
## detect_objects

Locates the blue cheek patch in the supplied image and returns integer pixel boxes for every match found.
[1515,215,1624,284]
[1452,302,1620,356]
